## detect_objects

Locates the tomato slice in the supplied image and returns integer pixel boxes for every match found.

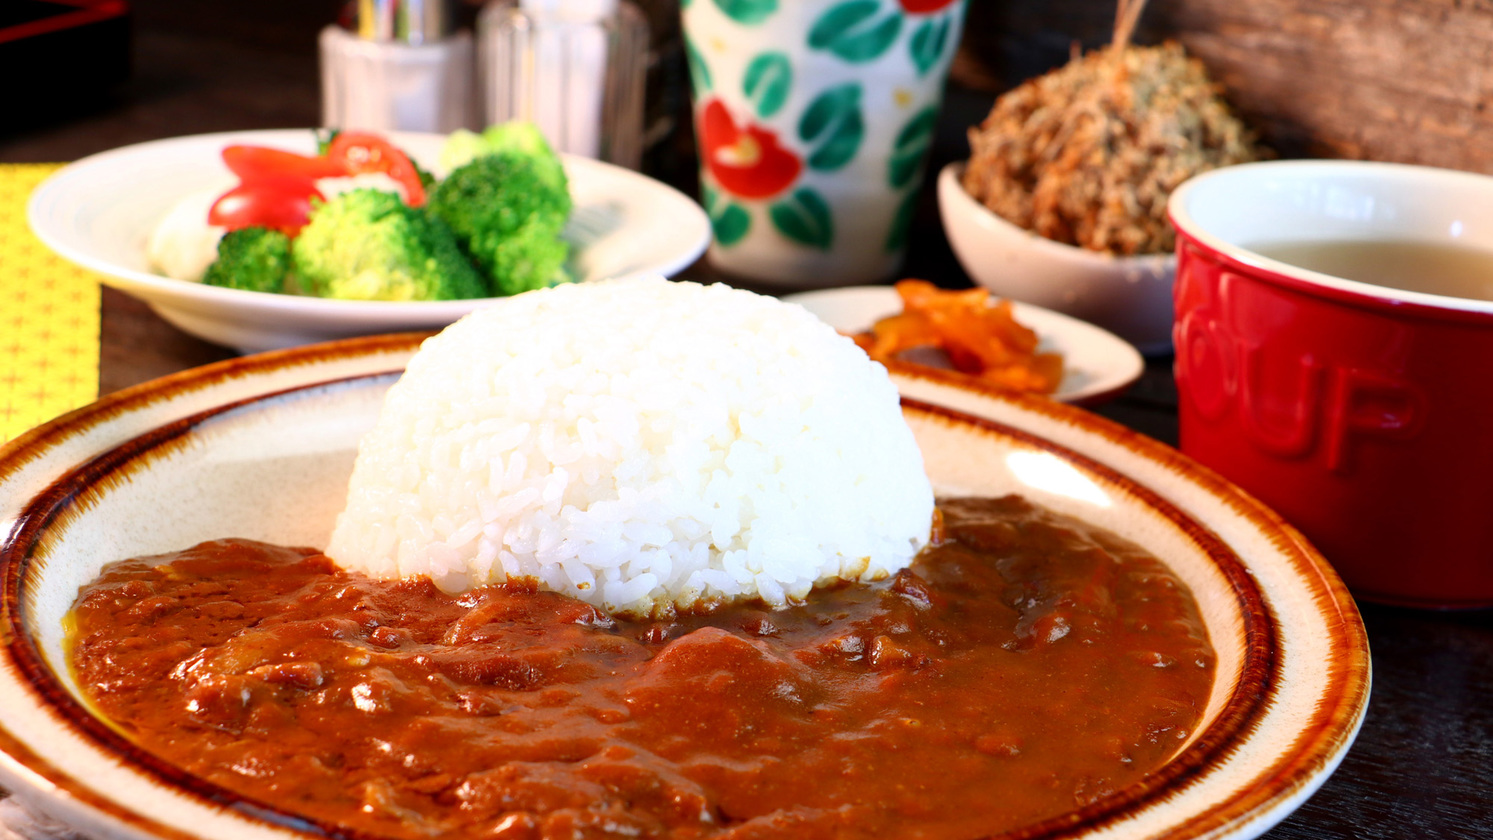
[208,177,325,235]
[326,132,427,206]
[221,145,349,182]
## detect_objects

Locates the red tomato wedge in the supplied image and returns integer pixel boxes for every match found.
[208,177,326,235]
[325,132,427,206]
[221,145,349,182]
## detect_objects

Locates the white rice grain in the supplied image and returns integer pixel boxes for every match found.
[326,278,933,616]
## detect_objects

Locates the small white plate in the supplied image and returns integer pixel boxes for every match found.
[28,130,712,353]
[784,285,1146,405]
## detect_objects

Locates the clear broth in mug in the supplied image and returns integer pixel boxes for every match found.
[1248,239,1493,302]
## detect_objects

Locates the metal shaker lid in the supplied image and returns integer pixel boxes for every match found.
[518,0,620,22]
[356,0,455,44]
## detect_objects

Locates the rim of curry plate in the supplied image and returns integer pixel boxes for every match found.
[0,335,1370,840]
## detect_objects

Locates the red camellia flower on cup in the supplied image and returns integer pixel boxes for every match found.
[899,0,958,11]
[699,99,802,200]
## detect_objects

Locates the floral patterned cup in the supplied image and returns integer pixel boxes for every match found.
[682,0,968,288]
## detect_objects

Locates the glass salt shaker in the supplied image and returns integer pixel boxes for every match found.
[477,0,649,169]
[320,0,476,133]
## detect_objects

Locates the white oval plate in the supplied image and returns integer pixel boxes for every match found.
[784,285,1146,405]
[28,130,712,353]
[0,335,1367,840]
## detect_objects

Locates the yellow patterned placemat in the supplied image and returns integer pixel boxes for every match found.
[0,164,101,444]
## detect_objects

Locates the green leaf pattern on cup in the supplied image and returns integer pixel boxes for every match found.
[888,105,938,189]
[798,84,865,171]
[705,184,753,247]
[685,36,712,95]
[713,0,778,25]
[909,15,952,77]
[771,188,835,249]
[808,1,903,63]
[743,53,793,119]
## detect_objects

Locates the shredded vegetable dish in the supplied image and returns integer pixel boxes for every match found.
[853,281,1064,395]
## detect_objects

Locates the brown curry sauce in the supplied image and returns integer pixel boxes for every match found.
[67,495,1214,840]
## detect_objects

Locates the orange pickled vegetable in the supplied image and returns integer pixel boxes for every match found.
[857,280,1064,395]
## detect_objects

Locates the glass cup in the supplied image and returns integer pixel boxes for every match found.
[681,0,968,288]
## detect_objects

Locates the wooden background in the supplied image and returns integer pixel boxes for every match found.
[955,0,1493,171]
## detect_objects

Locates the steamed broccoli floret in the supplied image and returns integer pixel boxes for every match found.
[291,189,488,301]
[477,123,568,193]
[413,160,437,191]
[202,227,292,293]
[428,150,573,296]
[440,122,568,193]
[438,128,489,172]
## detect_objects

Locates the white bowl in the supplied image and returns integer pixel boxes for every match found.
[783,285,1144,405]
[938,162,1175,355]
[28,130,712,353]
[0,335,1368,840]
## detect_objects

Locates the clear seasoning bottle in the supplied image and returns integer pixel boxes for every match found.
[320,0,475,133]
[477,0,648,169]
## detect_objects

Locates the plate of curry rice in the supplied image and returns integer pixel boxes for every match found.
[0,334,1367,840]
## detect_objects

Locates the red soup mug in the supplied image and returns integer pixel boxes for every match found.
[1168,161,1493,608]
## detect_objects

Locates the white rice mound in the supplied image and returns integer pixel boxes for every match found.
[325,278,934,617]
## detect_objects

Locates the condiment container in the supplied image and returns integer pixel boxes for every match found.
[477,0,648,169]
[320,0,476,133]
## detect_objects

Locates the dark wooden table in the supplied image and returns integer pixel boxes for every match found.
[3,2,1491,837]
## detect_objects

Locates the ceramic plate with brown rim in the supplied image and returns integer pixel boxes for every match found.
[0,335,1367,840]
